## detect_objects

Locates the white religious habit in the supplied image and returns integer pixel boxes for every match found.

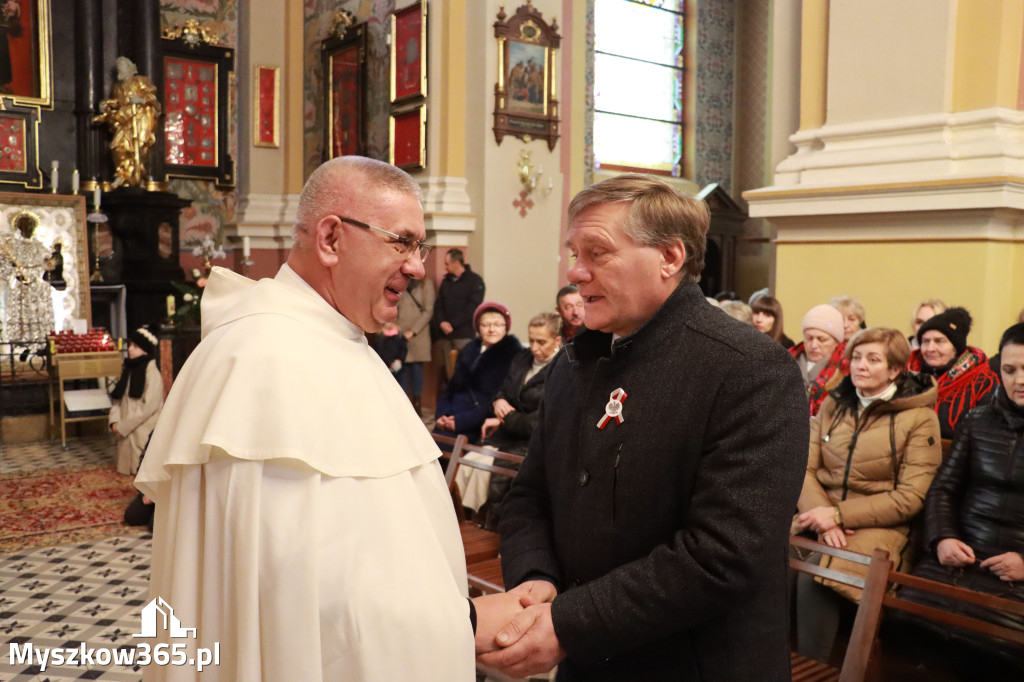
[135,265,475,681]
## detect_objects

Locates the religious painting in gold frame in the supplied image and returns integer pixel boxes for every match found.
[254,64,279,148]
[389,104,425,171]
[390,1,427,105]
[322,23,366,160]
[1,0,52,108]
[493,2,560,151]
[0,191,92,334]
[0,96,40,188]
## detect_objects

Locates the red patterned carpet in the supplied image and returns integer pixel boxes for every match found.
[0,466,143,554]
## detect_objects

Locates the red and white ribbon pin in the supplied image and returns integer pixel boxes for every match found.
[597,388,628,430]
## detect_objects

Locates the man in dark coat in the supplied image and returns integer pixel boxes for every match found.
[432,248,485,373]
[479,174,808,681]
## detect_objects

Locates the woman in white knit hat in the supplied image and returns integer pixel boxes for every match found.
[789,304,847,416]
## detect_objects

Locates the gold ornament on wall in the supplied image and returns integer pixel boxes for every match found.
[162,19,221,47]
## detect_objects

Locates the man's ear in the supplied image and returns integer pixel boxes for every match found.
[314,216,342,267]
[659,240,687,280]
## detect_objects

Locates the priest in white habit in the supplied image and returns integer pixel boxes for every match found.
[135,156,521,680]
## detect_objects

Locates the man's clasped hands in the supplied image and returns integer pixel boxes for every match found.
[471,580,567,678]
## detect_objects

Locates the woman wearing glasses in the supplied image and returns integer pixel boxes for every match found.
[896,323,1024,676]
[434,302,520,443]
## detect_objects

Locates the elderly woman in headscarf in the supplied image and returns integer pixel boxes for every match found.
[908,306,999,439]
[790,304,848,417]
[434,302,521,443]
[108,327,164,475]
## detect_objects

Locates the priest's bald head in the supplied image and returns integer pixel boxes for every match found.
[287,156,429,333]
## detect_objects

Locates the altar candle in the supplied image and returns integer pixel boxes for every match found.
[242,236,251,258]
[71,169,80,194]
[94,186,101,209]
[166,294,176,318]
[50,160,59,192]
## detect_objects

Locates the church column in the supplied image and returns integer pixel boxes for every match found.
[230,0,305,278]
[74,0,107,186]
[417,0,476,287]
[745,0,1024,351]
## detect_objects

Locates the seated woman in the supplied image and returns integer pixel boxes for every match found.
[908,306,999,439]
[751,294,794,349]
[790,304,848,416]
[472,312,562,528]
[792,327,941,663]
[830,295,867,342]
[908,298,946,350]
[434,302,520,443]
[895,323,1024,675]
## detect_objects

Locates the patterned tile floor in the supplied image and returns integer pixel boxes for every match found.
[1,437,149,681]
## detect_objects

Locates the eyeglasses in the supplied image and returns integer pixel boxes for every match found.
[335,216,433,261]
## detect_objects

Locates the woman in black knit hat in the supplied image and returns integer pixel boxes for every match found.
[108,327,165,474]
[908,307,999,439]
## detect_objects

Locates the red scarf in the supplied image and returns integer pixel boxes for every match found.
[908,347,998,435]
[790,341,848,416]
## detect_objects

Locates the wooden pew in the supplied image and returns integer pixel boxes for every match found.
[789,536,892,682]
[444,439,525,595]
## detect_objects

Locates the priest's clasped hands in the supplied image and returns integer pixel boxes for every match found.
[472,580,567,677]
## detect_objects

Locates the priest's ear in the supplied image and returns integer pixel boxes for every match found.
[312,215,343,268]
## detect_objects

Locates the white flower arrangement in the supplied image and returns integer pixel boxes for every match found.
[188,236,226,261]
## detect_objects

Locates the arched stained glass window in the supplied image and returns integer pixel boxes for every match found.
[594,0,684,176]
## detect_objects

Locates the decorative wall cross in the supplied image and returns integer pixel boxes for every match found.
[513,189,534,217]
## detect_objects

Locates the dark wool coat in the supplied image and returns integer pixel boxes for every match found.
[431,265,485,340]
[499,282,809,681]
[434,334,520,442]
[483,348,555,455]
[900,387,1024,664]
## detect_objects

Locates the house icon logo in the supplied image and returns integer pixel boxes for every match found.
[133,597,197,639]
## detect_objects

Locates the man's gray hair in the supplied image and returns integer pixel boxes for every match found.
[293,156,422,245]
[567,173,710,282]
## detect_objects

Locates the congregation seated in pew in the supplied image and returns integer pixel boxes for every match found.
[464,311,562,530]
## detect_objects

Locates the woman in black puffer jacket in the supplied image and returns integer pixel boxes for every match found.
[896,323,1024,675]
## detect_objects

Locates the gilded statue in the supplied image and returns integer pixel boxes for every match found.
[94,57,161,187]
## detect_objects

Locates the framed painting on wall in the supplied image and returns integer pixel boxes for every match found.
[0,96,40,188]
[160,38,235,186]
[254,64,279,148]
[390,1,426,105]
[0,0,52,108]
[493,3,560,151]
[0,191,92,333]
[389,104,425,171]
[322,23,366,160]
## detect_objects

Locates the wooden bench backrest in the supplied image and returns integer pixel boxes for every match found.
[443,440,525,490]
[883,569,1024,647]
[789,536,892,682]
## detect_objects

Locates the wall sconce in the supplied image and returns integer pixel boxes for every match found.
[518,149,542,195]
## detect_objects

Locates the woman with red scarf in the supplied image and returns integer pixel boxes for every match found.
[908,306,998,439]
[790,304,849,416]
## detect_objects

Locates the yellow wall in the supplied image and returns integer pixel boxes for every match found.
[952,0,1024,112]
[777,241,1023,354]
